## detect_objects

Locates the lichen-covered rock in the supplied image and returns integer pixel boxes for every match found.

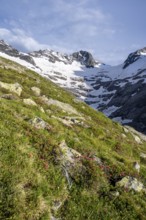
[31,86,41,96]
[58,140,85,187]
[40,96,79,115]
[29,117,52,130]
[23,98,37,106]
[59,140,81,165]
[116,176,144,192]
[0,81,22,96]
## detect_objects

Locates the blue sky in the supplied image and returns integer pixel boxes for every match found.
[0,0,146,65]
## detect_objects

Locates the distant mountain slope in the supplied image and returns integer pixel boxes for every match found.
[0,56,146,220]
[0,40,146,133]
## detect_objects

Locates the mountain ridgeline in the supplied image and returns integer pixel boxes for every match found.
[0,40,146,134]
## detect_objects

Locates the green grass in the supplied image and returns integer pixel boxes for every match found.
[0,56,146,220]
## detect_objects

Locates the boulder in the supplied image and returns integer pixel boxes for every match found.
[0,81,22,96]
[116,176,144,192]
[23,98,37,106]
[58,140,81,166]
[40,96,79,115]
[31,86,41,96]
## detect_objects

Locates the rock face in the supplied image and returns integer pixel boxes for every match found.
[0,40,35,65]
[0,81,22,96]
[123,47,146,69]
[72,50,97,67]
[116,176,144,192]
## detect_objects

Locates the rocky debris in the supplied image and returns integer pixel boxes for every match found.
[31,86,41,96]
[29,117,52,130]
[52,116,86,128]
[40,96,79,115]
[133,162,140,173]
[116,176,144,192]
[23,98,37,106]
[0,81,22,96]
[0,93,17,100]
[140,153,146,164]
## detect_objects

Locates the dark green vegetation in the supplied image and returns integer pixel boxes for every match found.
[0,56,146,220]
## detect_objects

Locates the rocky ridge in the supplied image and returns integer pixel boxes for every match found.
[1,40,146,133]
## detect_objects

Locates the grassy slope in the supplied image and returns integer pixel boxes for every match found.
[0,56,146,220]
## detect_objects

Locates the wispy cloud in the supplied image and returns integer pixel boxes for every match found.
[0,28,48,51]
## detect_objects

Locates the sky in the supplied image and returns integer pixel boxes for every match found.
[0,0,146,65]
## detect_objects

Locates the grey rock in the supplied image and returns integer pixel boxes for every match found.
[29,117,52,130]
[0,40,35,65]
[40,96,79,115]
[72,50,97,67]
[31,86,41,96]
[23,98,37,106]
[116,176,144,192]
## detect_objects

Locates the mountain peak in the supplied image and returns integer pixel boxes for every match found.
[72,50,98,67]
[123,47,146,69]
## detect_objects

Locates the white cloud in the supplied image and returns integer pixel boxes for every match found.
[0,28,49,51]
